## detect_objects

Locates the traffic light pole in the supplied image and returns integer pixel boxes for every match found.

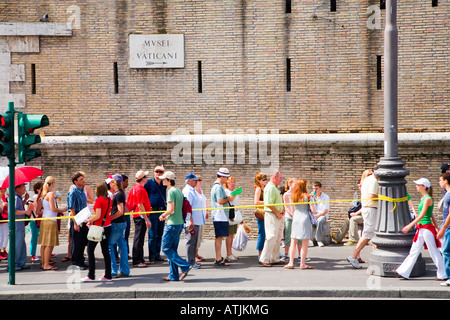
[1,101,49,285]
[7,102,16,285]
[7,152,15,285]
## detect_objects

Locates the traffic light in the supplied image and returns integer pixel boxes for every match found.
[17,113,49,163]
[0,111,15,158]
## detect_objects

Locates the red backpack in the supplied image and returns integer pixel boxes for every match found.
[182,197,192,222]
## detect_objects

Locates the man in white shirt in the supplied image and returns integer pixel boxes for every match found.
[182,172,204,269]
[347,167,379,269]
[311,182,330,247]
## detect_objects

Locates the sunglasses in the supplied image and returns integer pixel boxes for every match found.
[155,170,164,174]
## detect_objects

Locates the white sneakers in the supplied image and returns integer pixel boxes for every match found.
[440,279,450,287]
[346,256,362,269]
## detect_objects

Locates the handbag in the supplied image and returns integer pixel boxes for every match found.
[228,202,235,220]
[87,198,110,242]
[308,195,317,225]
[87,224,104,242]
[229,208,243,225]
[254,207,265,220]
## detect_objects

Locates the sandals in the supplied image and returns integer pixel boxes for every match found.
[62,256,71,262]
[300,265,314,270]
[133,263,147,268]
[180,266,192,280]
[42,266,58,271]
[214,258,231,266]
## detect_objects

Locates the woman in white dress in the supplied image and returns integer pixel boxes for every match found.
[38,176,67,270]
[284,179,316,270]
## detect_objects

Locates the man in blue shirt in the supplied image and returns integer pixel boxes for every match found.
[182,172,203,268]
[68,172,88,269]
[437,172,450,286]
[13,184,32,271]
[144,165,167,263]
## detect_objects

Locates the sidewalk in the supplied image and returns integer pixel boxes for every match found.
[0,238,448,300]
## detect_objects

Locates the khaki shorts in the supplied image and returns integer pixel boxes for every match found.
[361,207,377,240]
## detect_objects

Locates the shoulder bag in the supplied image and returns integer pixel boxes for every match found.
[87,198,110,242]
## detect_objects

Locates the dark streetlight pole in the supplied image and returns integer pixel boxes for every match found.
[369,0,425,277]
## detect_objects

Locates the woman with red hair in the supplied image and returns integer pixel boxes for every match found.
[284,179,316,270]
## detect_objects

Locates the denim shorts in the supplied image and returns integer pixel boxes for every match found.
[213,221,229,238]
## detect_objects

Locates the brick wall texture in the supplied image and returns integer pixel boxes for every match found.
[0,1,448,242]
[1,0,448,135]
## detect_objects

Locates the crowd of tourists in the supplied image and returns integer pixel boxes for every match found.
[0,163,449,286]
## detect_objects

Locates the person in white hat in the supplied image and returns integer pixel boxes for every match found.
[395,178,446,280]
[210,168,236,266]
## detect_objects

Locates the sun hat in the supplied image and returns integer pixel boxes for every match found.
[217,168,230,177]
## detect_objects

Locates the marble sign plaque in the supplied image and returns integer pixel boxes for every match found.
[129,34,184,68]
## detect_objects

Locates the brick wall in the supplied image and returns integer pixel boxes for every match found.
[0,0,448,135]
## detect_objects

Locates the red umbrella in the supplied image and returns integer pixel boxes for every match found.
[1,167,44,188]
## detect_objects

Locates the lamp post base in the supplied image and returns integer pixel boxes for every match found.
[369,235,426,277]
[369,156,426,277]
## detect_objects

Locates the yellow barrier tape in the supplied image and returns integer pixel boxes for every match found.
[378,195,409,211]
[0,195,408,223]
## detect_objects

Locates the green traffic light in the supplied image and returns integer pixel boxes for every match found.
[17,113,49,163]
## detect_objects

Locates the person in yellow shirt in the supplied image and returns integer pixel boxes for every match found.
[346,167,379,269]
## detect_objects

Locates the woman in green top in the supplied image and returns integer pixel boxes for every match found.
[395,178,446,280]
[159,171,193,281]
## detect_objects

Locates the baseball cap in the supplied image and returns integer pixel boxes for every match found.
[112,174,123,184]
[185,172,199,180]
[135,170,149,180]
[414,178,431,188]
[160,171,176,180]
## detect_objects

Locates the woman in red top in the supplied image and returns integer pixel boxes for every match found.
[82,182,113,281]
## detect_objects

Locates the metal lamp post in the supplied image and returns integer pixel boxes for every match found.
[368,0,425,277]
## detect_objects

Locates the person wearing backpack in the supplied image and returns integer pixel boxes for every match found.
[210,168,236,266]
[159,171,192,281]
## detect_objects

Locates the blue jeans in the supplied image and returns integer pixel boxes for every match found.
[148,212,165,261]
[256,217,265,252]
[14,228,27,270]
[442,228,450,279]
[109,222,130,276]
[161,224,191,281]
